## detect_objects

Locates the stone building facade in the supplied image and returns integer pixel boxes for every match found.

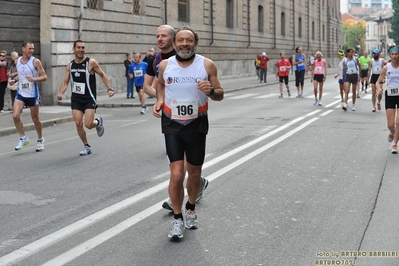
[0,0,342,106]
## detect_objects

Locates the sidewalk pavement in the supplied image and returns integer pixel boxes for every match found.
[0,69,339,137]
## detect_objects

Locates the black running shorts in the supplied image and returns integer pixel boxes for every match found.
[164,132,206,166]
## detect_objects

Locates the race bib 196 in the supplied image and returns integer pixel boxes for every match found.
[171,98,198,120]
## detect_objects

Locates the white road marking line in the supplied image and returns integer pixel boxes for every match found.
[254,93,280,99]
[228,93,259,99]
[0,111,322,266]
[41,117,319,266]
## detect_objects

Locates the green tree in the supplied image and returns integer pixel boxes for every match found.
[388,0,399,43]
[342,20,366,51]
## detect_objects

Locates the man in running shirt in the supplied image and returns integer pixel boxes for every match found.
[57,40,114,156]
[154,27,224,240]
[129,52,148,114]
[12,41,47,152]
[359,50,371,93]
[144,25,210,211]
[368,48,387,112]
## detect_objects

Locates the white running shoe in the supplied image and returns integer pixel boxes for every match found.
[317,102,322,106]
[95,116,104,137]
[168,219,184,239]
[140,106,148,114]
[352,106,356,111]
[79,146,92,156]
[185,209,199,229]
[15,137,30,150]
[36,138,45,152]
[313,98,318,105]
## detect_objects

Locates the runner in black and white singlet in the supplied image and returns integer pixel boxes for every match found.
[57,40,114,156]
[376,46,399,154]
[12,41,47,152]
[154,27,224,240]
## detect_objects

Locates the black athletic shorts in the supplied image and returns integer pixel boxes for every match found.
[370,74,380,84]
[164,132,206,166]
[135,85,143,93]
[360,69,369,78]
[385,90,399,110]
[313,74,324,83]
[345,74,358,84]
[279,76,289,84]
[71,100,97,112]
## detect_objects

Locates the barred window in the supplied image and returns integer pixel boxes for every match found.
[133,0,141,15]
[87,0,103,10]
[226,0,234,28]
[178,0,189,22]
[258,5,264,33]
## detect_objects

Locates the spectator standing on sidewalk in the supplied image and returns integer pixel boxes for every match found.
[292,47,308,98]
[0,50,8,112]
[12,41,47,151]
[7,51,19,109]
[57,40,114,156]
[153,26,224,240]
[275,51,291,98]
[311,51,327,106]
[143,48,155,64]
[254,55,260,79]
[124,52,134,99]
[259,52,270,83]
[128,52,148,114]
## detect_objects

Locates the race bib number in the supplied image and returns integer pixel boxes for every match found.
[72,82,86,95]
[347,66,357,74]
[279,66,286,71]
[171,98,198,120]
[387,86,399,96]
[298,63,304,67]
[315,66,323,72]
[362,63,368,69]
[372,65,381,73]
[20,81,33,92]
[134,69,143,77]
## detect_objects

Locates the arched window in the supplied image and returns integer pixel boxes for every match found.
[258,5,264,32]
[281,12,286,36]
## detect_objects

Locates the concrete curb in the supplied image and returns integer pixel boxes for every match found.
[0,116,74,138]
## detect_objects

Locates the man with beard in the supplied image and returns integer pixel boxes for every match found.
[153,27,224,240]
[57,40,114,156]
[368,49,387,112]
[145,25,210,212]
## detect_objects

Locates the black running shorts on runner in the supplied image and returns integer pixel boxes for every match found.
[360,69,369,78]
[71,100,97,112]
[135,85,143,93]
[279,76,289,84]
[345,74,358,84]
[385,90,399,110]
[313,74,324,83]
[164,132,206,166]
[370,74,380,84]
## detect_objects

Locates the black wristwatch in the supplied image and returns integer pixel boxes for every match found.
[207,87,214,96]
[108,88,114,92]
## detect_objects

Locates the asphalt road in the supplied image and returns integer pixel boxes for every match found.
[0,78,398,266]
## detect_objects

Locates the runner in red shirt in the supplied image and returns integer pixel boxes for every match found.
[275,52,291,98]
